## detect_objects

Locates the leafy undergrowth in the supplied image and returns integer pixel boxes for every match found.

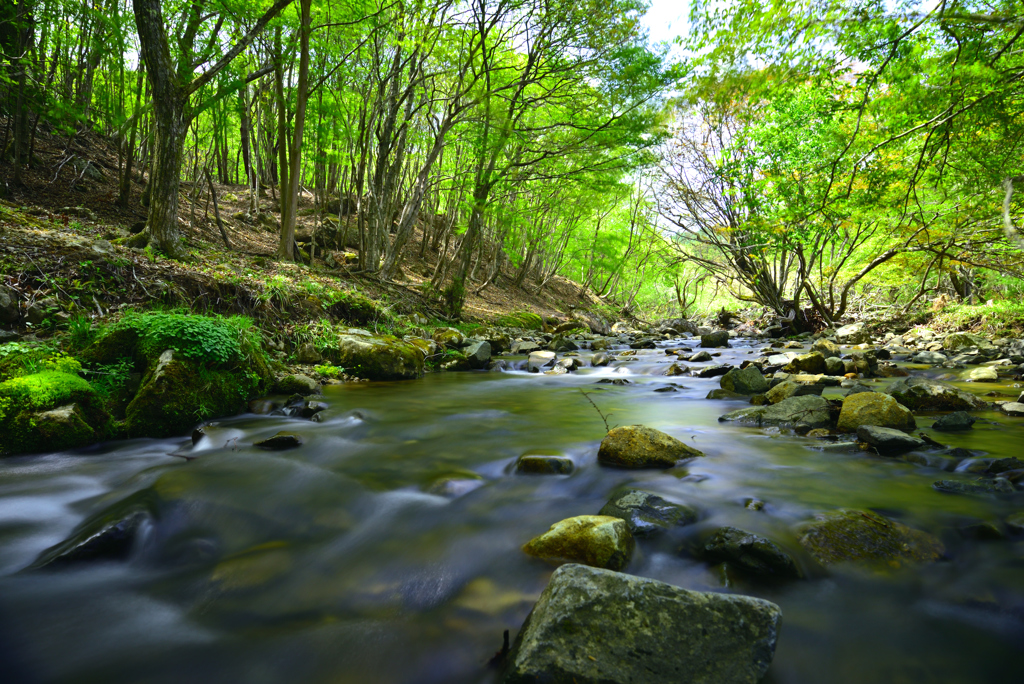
[928,301,1024,337]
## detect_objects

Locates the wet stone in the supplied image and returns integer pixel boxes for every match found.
[931,411,976,431]
[933,479,1015,495]
[597,425,704,469]
[599,490,698,536]
[695,364,732,378]
[502,564,782,684]
[856,426,926,455]
[254,432,304,450]
[698,526,800,579]
[522,516,634,571]
[515,453,574,475]
[797,509,945,569]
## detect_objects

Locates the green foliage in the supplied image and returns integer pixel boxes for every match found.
[313,364,345,379]
[930,301,1024,337]
[0,371,94,422]
[67,314,101,351]
[119,312,242,366]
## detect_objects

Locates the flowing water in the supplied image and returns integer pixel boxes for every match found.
[1,339,1022,683]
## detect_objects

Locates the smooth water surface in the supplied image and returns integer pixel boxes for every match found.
[1,340,1022,683]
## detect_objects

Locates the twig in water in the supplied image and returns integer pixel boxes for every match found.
[580,389,611,432]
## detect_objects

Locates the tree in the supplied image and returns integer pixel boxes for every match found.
[131,0,294,257]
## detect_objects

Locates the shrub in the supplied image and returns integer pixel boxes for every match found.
[119,311,243,366]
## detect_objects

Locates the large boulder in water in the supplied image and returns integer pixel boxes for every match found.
[597,425,704,468]
[502,564,782,684]
[719,395,832,430]
[700,330,730,348]
[522,515,634,571]
[884,376,986,411]
[836,392,916,433]
[328,330,425,380]
[796,509,944,569]
[719,366,769,395]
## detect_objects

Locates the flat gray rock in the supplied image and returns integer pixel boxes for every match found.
[856,425,925,454]
[502,564,782,684]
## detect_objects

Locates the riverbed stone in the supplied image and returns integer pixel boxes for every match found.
[943,332,992,351]
[912,351,948,365]
[931,411,976,431]
[784,351,827,375]
[464,340,492,369]
[590,352,612,367]
[597,425,704,468]
[515,452,574,475]
[856,425,926,454]
[527,350,556,372]
[707,388,749,400]
[522,516,634,571]
[254,431,303,450]
[999,402,1024,417]
[885,376,987,411]
[796,509,945,569]
[933,479,1014,495]
[695,364,732,378]
[699,526,800,579]
[720,365,769,395]
[1006,512,1024,535]
[274,374,319,395]
[812,338,840,357]
[837,392,916,432]
[835,323,870,344]
[720,395,832,429]
[664,362,688,376]
[963,366,998,382]
[502,564,782,684]
[432,327,466,348]
[824,357,845,375]
[687,350,713,362]
[700,330,730,348]
[599,490,698,536]
[331,331,425,380]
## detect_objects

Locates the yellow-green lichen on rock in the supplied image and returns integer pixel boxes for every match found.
[522,515,634,571]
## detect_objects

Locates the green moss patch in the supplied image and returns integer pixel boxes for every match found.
[496,311,543,330]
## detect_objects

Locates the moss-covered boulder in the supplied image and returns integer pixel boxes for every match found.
[0,370,111,454]
[597,425,704,468]
[502,564,782,684]
[719,365,768,394]
[432,326,466,348]
[784,351,827,375]
[836,392,916,433]
[82,313,273,439]
[699,526,801,579]
[327,330,424,380]
[797,509,944,569]
[884,376,987,411]
[522,515,634,571]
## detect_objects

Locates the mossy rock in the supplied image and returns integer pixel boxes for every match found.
[523,515,635,571]
[0,370,111,455]
[326,331,424,380]
[797,509,945,570]
[327,291,385,326]
[496,311,543,330]
[125,350,263,438]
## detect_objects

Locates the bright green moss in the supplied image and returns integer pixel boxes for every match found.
[496,311,543,330]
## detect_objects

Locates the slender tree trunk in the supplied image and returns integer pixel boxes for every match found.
[278,0,311,260]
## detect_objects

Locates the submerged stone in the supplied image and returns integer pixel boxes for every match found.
[522,515,634,571]
[502,564,782,684]
[933,479,1014,495]
[797,509,944,569]
[254,432,303,450]
[514,452,574,475]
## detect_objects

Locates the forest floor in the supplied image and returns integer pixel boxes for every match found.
[0,124,608,342]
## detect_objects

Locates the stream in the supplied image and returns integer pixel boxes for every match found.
[0,337,1022,683]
